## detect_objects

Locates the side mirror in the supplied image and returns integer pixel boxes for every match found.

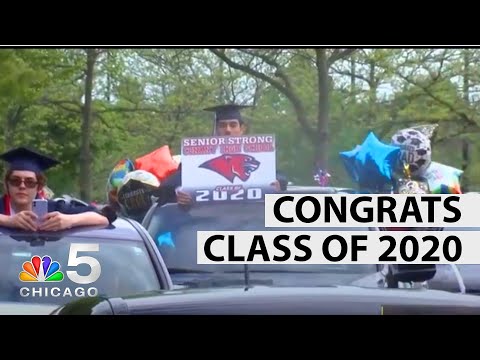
[386,264,437,287]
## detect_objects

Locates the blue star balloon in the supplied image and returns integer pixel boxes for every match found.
[339,144,362,182]
[354,132,401,188]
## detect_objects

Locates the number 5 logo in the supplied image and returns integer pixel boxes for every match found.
[66,244,101,285]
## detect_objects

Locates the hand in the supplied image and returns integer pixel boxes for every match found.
[270,180,281,191]
[9,211,38,231]
[176,190,193,206]
[38,212,73,232]
[176,190,193,211]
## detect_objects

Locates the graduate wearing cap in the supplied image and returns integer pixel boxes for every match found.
[161,104,288,206]
[0,147,116,232]
[204,104,252,136]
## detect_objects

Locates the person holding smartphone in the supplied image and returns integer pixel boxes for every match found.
[0,147,116,232]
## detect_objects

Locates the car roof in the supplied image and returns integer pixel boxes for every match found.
[0,217,143,241]
[145,186,379,231]
[283,186,358,194]
[151,186,359,211]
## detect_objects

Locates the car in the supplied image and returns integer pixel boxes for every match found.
[50,187,480,315]
[53,195,91,208]
[140,186,387,291]
[141,185,472,294]
[47,186,480,315]
[287,187,477,295]
[141,186,449,292]
[51,268,480,315]
[0,217,172,315]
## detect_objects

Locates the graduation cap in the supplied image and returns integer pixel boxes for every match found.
[203,104,253,135]
[0,147,60,173]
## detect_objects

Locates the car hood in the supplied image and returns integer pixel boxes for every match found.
[72,285,480,315]
[0,301,59,315]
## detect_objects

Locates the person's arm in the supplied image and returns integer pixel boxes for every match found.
[79,210,110,226]
[0,212,38,231]
[276,170,288,190]
[270,169,288,192]
[0,195,39,231]
[0,214,11,227]
[38,201,116,231]
[56,201,117,222]
[160,164,193,208]
[162,164,182,188]
[39,211,109,231]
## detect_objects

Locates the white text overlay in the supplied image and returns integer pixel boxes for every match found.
[264,194,480,228]
[197,231,480,265]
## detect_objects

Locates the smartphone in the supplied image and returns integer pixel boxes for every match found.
[32,199,48,223]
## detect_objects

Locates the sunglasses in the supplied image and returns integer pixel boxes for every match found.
[7,177,38,189]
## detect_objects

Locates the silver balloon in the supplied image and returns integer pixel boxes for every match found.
[410,124,439,140]
[391,128,432,176]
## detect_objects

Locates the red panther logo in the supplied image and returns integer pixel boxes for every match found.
[199,154,260,183]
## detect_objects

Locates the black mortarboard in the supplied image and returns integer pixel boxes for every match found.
[203,104,253,135]
[0,147,60,173]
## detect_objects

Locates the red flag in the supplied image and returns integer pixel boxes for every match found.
[134,145,179,183]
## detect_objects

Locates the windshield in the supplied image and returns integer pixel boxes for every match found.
[145,203,378,288]
[0,235,162,305]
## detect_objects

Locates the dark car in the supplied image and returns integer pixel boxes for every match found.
[48,187,480,315]
[0,217,172,314]
[52,277,480,315]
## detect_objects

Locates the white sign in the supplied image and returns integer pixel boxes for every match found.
[181,135,276,203]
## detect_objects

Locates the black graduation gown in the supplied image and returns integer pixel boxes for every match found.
[160,163,288,204]
[0,195,117,224]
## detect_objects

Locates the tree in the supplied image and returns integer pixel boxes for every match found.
[210,48,356,170]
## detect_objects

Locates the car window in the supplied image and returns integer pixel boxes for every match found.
[145,203,378,286]
[0,235,162,305]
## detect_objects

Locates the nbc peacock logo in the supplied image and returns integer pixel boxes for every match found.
[19,255,64,283]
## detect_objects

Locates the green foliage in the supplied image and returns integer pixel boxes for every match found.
[0,48,478,199]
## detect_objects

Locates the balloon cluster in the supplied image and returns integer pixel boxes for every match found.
[340,132,401,192]
[339,124,463,194]
[106,145,179,219]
